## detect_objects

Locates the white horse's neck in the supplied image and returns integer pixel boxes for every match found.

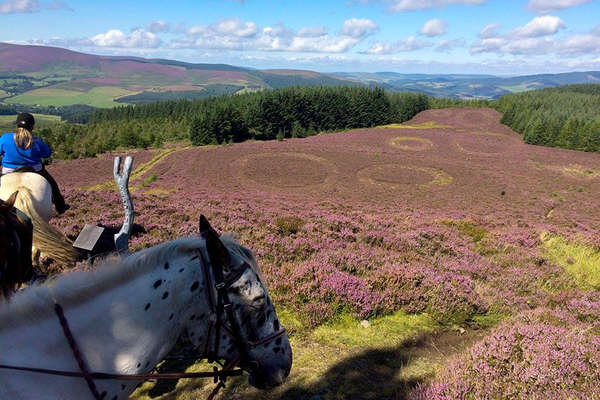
[0,238,210,400]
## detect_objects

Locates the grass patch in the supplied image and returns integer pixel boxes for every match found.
[311,310,437,348]
[541,233,600,289]
[6,86,137,108]
[440,219,487,244]
[141,173,159,187]
[377,121,453,130]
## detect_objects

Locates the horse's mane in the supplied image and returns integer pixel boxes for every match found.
[0,236,203,328]
[0,234,262,329]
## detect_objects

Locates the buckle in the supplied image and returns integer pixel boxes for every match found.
[215,282,226,290]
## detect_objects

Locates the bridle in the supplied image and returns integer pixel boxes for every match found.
[198,237,287,376]
[0,235,286,400]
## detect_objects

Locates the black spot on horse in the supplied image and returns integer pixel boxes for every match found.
[100,391,107,400]
[190,314,196,320]
[121,384,126,390]
[153,279,162,289]
[162,291,169,300]
[256,314,266,327]
[190,281,199,292]
[190,331,195,337]
[190,255,199,261]
[144,303,151,311]
[273,347,280,354]
[169,313,174,320]
[273,319,280,331]
[164,262,169,270]
[179,268,184,273]
[199,313,206,319]
[136,363,141,368]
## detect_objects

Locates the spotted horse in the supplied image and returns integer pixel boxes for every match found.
[0,215,292,399]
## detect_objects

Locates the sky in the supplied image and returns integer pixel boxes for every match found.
[1,0,599,75]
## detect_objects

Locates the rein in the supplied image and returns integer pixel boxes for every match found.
[0,238,285,400]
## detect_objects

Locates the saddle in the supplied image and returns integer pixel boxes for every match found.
[0,166,37,177]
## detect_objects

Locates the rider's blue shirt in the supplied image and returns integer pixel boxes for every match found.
[0,132,51,169]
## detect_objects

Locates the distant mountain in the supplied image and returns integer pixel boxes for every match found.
[0,43,357,107]
[334,71,600,99]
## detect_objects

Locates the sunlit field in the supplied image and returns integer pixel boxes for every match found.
[44,108,600,399]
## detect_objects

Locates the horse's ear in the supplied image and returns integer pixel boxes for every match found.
[0,191,18,211]
[199,214,231,268]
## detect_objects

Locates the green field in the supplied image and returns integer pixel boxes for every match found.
[5,86,137,108]
[0,113,62,132]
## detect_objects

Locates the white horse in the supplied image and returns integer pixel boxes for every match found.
[0,172,77,267]
[0,216,292,399]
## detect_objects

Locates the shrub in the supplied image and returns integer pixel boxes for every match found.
[275,216,305,235]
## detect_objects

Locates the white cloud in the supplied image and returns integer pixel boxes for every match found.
[297,26,328,38]
[0,0,38,13]
[435,38,465,52]
[512,15,566,38]
[479,23,500,39]
[527,0,592,13]
[213,18,259,37]
[419,18,447,37]
[147,20,170,33]
[470,16,575,55]
[174,18,374,53]
[363,36,431,54]
[340,18,378,38]
[387,0,487,12]
[557,33,600,54]
[90,29,162,48]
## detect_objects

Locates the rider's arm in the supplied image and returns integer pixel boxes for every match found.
[33,137,52,159]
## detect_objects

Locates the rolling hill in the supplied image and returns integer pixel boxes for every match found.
[334,71,600,99]
[0,43,357,107]
[2,43,600,107]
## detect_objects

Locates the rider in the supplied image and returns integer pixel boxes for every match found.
[0,112,69,214]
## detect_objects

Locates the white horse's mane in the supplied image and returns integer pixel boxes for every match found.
[0,234,260,328]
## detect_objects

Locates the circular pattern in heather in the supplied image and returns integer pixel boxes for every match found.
[454,133,514,156]
[232,152,337,189]
[357,164,452,189]
[389,136,434,151]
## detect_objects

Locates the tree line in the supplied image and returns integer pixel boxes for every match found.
[36,86,431,159]
[495,84,600,152]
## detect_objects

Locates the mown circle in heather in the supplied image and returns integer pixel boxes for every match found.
[389,136,434,151]
[233,152,335,188]
[357,164,452,189]
[454,133,513,156]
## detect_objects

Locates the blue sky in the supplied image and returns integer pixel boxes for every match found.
[1,0,599,75]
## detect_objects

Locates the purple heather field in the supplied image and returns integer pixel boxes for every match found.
[46,108,600,398]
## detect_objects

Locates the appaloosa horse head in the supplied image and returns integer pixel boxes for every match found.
[0,191,33,301]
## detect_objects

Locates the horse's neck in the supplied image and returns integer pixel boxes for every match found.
[0,250,211,399]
